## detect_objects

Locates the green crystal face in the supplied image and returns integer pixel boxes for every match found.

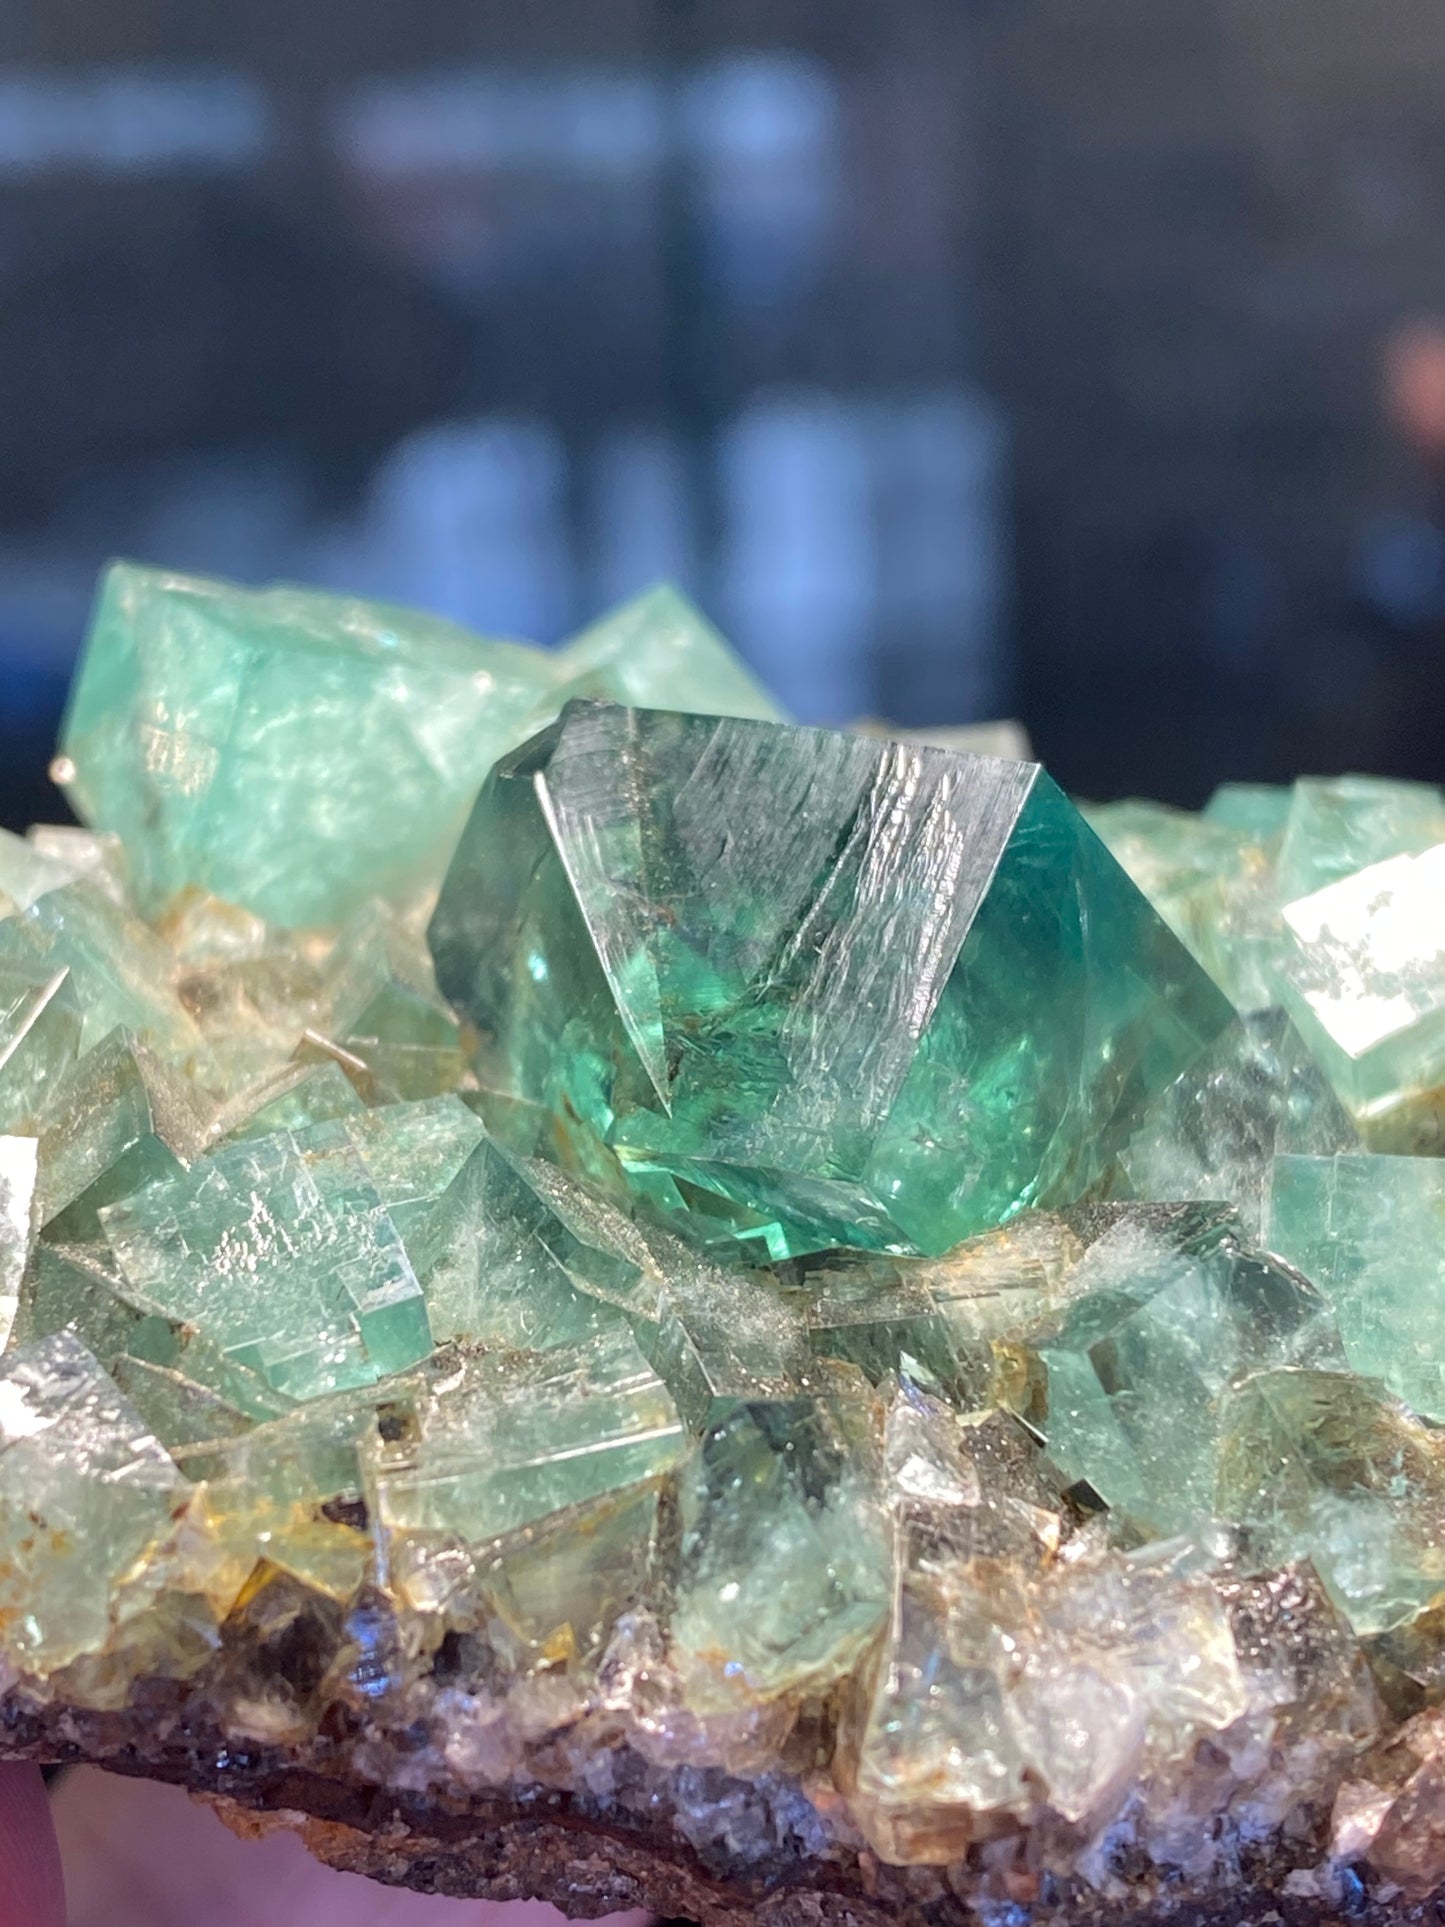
[58,565,782,929]
[19,566,1445,1900]
[99,1124,433,1400]
[1276,845,1445,1131]
[365,1326,684,1545]
[430,703,1232,1259]
[1268,1153,1445,1422]
[0,1332,187,1671]
[1034,1204,1342,1537]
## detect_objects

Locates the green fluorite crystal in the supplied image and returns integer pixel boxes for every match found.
[1274,774,1445,907]
[58,565,781,929]
[0,1331,187,1671]
[555,581,781,720]
[0,962,82,1132]
[1120,1008,1359,1235]
[1217,1366,1445,1633]
[1268,1152,1445,1421]
[0,1136,37,1349]
[431,703,1232,1260]
[670,1397,886,1710]
[20,565,1445,1908]
[1036,1204,1341,1537]
[99,1124,433,1400]
[33,1026,208,1236]
[365,1326,684,1545]
[1276,844,1445,1143]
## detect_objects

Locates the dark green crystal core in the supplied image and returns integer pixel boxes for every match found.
[429,703,1233,1261]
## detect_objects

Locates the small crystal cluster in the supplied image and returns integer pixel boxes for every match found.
[6,565,1445,1917]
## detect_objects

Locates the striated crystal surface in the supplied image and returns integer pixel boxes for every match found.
[15,567,1445,1919]
[431,703,1232,1259]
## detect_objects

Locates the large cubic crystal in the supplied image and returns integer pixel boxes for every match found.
[430,704,1233,1259]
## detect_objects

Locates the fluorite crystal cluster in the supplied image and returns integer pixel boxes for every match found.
[6,566,1445,1922]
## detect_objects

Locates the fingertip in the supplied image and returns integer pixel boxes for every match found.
[0,1762,65,1927]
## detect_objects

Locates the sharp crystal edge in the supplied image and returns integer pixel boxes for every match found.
[2,566,1445,1923]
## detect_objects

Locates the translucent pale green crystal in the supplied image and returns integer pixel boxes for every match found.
[216,1061,363,1143]
[1203,782,1291,838]
[1120,1009,1359,1235]
[109,1354,255,1450]
[468,1478,662,1674]
[627,1233,814,1428]
[0,878,201,1062]
[319,1096,486,1276]
[1217,1367,1445,1633]
[556,583,783,721]
[419,1138,637,1351]
[58,561,561,928]
[1275,843,1445,1140]
[0,827,78,913]
[0,1136,38,1350]
[365,1326,684,1546]
[1037,1205,1340,1533]
[1268,1153,1445,1421]
[99,1128,432,1401]
[1275,775,1445,908]
[0,961,82,1133]
[794,1257,966,1396]
[1086,796,1280,1012]
[12,1239,292,1423]
[670,1398,886,1710]
[0,1332,187,1670]
[58,568,789,933]
[33,1027,208,1235]
[431,705,1232,1260]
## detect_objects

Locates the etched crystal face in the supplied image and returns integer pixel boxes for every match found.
[430,703,1233,1260]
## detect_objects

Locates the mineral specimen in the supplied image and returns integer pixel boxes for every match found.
[7,566,1445,1925]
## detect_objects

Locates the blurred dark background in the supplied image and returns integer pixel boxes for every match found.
[5,0,1445,835]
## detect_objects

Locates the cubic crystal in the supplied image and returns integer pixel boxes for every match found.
[431,704,1232,1260]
